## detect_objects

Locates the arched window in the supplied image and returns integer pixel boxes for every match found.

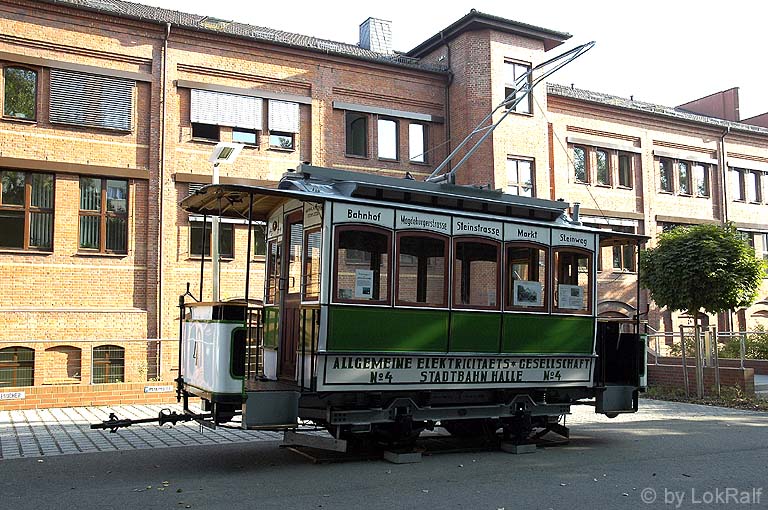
[3,66,37,120]
[505,243,547,311]
[44,346,82,384]
[553,248,593,314]
[334,226,391,304]
[453,238,500,310]
[396,233,448,307]
[0,347,35,387]
[92,345,125,384]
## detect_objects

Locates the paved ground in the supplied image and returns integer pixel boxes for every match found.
[0,399,766,510]
[1,397,766,460]
[0,404,281,460]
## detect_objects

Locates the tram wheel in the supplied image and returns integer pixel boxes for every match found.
[441,418,499,438]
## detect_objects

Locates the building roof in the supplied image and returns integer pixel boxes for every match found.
[548,83,768,136]
[407,9,571,58]
[41,0,449,73]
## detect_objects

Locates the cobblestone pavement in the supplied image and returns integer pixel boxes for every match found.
[0,404,281,460]
[2,399,766,460]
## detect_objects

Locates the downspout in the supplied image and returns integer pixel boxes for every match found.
[719,126,732,331]
[440,31,453,175]
[719,126,730,223]
[157,22,171,342]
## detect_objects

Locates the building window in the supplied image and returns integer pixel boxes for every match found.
[678,161,691,195]
[49,69,134,131]
[252,223,266,257]
[762,234,768,275]
[454,239,500,310]
[396,233,448,307]
[345,112,368,157]
[377,117,398,160]
[611,225,636,272]
[79,178,128,254]
[503,60,532,114]
[596,149,610,185]
[0,171,54,251]
[3,66,37,120]
[747,171,761,203]
[618,153,633,188]
[334,226,391,303]
[573,146,587,183]
[192,123,220,141]
[190,221,234,258]
[408,123,427,163]
[506,158,534,196]
[44,346,81,384]
[694,164,710,197]
[92,345,124,384]
[232,128,258,146]
[269,132,294,150]
[0,347,35,387]
[659,158,673,192]
[732,168,745,201]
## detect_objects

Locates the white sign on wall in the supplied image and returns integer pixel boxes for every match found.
[0,391,26,401]
[144,385,174,393]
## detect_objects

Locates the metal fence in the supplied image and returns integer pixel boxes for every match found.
[646,326,766,398]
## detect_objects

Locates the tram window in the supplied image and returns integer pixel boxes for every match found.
[266,240,281,304]
[287,222,303,295]
[453,239,500,309]
[303,229,322,301]
[335,227,390,303]
[506,244,547,310]
[553,249,593,313]
[396,234,447,307]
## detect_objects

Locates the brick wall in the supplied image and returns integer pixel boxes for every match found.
[648,364,756,395]
[0,381,190,411]
[648,355,768,375]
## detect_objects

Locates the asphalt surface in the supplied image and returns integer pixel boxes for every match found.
[1,399,766,510]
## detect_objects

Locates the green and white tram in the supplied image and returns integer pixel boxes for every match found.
[172,164,647,445]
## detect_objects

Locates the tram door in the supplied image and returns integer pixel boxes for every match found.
[279,211,303,380]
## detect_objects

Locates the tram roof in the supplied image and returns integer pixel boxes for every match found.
[180,164,571,222]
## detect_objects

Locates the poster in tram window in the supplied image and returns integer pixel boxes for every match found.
[558,284,584,310]
[514,280,542,307]
[355,269,374,299]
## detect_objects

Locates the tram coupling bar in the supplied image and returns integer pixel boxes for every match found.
[90,408,195,433]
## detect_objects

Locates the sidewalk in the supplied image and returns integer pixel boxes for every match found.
[0,404,281,460]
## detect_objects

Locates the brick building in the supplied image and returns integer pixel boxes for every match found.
[1,0,766,408]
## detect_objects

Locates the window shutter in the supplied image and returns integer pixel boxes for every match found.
[268,100,300,133]
[49,69,134,131]
[191,89,263,130]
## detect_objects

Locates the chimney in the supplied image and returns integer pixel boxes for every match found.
[359,17,392,54]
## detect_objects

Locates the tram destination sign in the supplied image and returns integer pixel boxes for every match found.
[318,354,593,391]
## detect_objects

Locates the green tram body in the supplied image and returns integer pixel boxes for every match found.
[179,165,646,439]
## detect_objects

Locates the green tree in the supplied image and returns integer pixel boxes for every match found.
[640,224,764,317]
[640,224,765,394]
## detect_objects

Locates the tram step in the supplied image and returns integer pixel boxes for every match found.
[242,390,299,429]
